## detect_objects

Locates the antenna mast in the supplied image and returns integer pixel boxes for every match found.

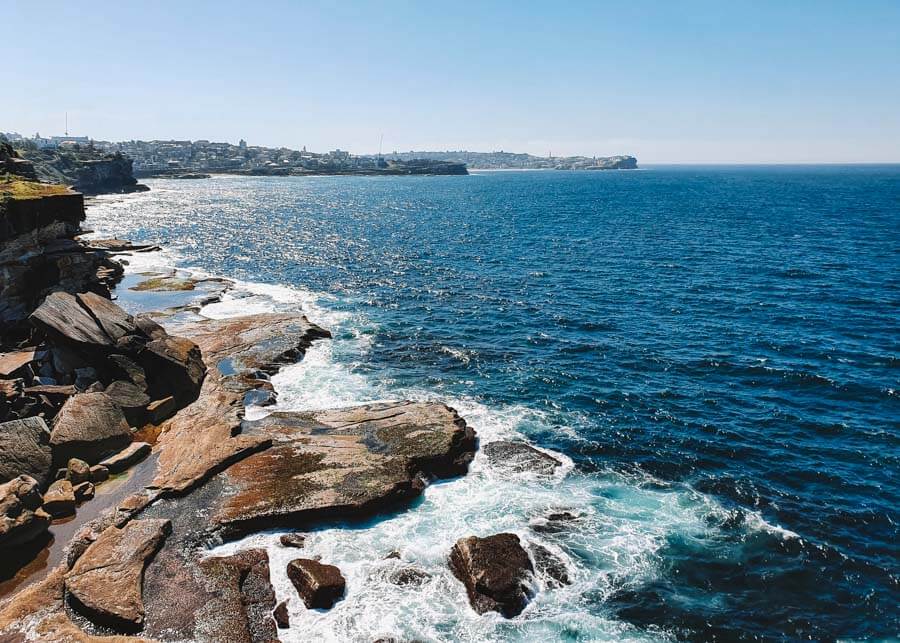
[65,112,68,136]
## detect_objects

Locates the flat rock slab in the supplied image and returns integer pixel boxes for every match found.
[211,401,476,536]
[152,314,330,494]
[100,442,151,474]
[287,558,345,609]
[0,416,52,487]
[51,392,132,465]
[449,533,534,618]
[65,518,172,630]
[0,348,37,377]
[482,440,562,476]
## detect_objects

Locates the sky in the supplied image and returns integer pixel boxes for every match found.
[2,1,899,163]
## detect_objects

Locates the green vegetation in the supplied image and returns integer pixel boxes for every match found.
[0,173,71,200]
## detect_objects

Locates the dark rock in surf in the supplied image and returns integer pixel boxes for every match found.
[529,542,571,588]
[449,533,534,617]
[273,600,290,629]
[286,558,345,609]
[280,533,306,548]
[483,440,562,476]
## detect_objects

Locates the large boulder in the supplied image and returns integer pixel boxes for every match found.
[449,533,534,618]
[0,475,51,548]
[29,291,206,414]
[50,392,132,465]
[286,558,345,609]
[0,417,52,487]
[64,518,171,630]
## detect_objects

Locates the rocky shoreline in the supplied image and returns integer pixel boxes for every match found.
[0,174,573,640]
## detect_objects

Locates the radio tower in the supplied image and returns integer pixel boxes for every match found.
[65,112,68,136]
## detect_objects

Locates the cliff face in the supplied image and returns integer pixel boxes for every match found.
[0,182,123,346]
[16,148,148,195]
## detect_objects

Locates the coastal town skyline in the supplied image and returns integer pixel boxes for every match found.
[4,1,899,164]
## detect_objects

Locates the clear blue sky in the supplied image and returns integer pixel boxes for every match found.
[3,0,899,162]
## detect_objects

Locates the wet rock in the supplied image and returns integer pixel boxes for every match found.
[483,441,562,476]
[89,464,109,483]
[131,276,196,291]
[195,548,277,642]
[388,565,431,587]
[64,518,171,630]
[99,441,151,474]
[0,475,51,548]
[104,380,151,426]
[384,550,402,560]
[529,543,571,588]
[42,479,75,517]
[280,532,306,548]
[73,481,95,502]
[50,392,131,465]
[530,510,582,534]
[211,401,476,536]
[287,558,345,609]
[449,533,534,617]
[0,416,52,487]
[65,457,91,484]
[273,600,290,629]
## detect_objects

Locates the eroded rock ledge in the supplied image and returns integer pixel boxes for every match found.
[0,309,478,641]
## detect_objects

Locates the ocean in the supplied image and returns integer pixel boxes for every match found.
[86,166,899,642]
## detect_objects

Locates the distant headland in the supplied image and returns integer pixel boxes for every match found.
[1,132,637,178]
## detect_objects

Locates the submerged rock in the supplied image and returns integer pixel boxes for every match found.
[449,533,534,617]
[482,440,562,476]
[0,475,51,548]
[280,532,306,548]
[287,558,345,609]
[65,518,171,630]
[0,416,52,487]
[388,565,432,587]
[529,542,571,588]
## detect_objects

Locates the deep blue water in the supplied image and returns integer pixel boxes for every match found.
[90,167,899,641]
